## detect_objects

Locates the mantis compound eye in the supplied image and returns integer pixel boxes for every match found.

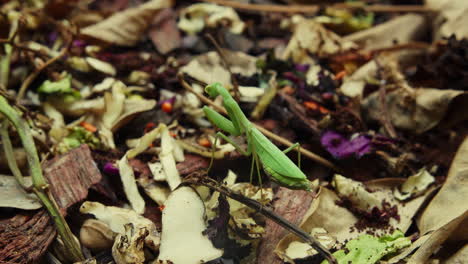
[205,83,222,98]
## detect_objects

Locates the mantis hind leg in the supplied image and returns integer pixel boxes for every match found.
[282,142,301,169]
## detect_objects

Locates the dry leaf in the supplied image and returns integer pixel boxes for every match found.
[112,223,147,264]
[81,0,173,46]
[426,0,468,39]
[178,3,245,35]
[363,88,467,133]
[79,219,115,251]
[179,50,257,89]
[343,14,428,50]
[149,9,181,54]
[0,175,41,210]
[80,201,160,250]
[282,18,355,63]
[407,211,468,264]
[417,136,468,236]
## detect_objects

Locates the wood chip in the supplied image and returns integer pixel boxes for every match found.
[256,187,315,264]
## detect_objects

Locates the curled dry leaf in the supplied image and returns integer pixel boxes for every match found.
[112,223,148,264]
[80,201,160,250]
[332,174,382,211]
[394,168,435,201]
[79,219,115,251]
[282,18,355,63]
[0,175,41,210]
[81,0,173,46]
[427,0,468,39]
[363,88,467,134]
[343,14,428,50]
[180,50,257,89]
[156,186,223,264]
[417,136,468,237]
[178,3,245,35]
[139,177,170,206]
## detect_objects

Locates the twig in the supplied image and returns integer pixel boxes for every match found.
[205,34,241,101]
[0,95,84,262]
[184,173,338,264]
[16,44,69,102]
[179,74,342,173]
[375,59,397,138]
[200,0,433,13]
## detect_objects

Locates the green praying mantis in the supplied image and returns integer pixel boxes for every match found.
[202,82,311,190]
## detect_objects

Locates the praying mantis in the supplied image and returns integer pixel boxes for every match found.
[203,83,311,190]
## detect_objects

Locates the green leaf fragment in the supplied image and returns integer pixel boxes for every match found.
[322,230,411,264]
[38,75,81,102]
[58,126,102,153]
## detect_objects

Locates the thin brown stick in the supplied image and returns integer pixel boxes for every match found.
[184,174,338,264]
[200,0,433,13]
[16,36,71,102]
[205,34,241,102]
[179,74,342,173]
[375,59,397,138]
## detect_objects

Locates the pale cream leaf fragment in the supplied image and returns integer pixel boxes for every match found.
[156,186,223,264]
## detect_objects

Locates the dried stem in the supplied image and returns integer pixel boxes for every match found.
[375,59,397,138]
[0,95,84,262]
[184,173,338,264]
[200,0,433,13]
[179,74,342,173]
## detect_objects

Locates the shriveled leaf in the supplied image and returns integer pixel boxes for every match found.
[80,201,160,250]
[180,50,257,89]
[139,177,170,206]
[149,9,181,54]
[0,175,41,210]
[112,223,147,264]
[281,228,335,261]
[343,14,427,50]
[81,0,173,46]
[178,3,245,35]
[332,174,382,211]
[417,136,468,236]
[156,186,223,264]
[394,168,435,201]
[79,219,115,251]
[406,211,468,264]
[282,18,355,63]
[363,88,467,133]
[427,0,468,39]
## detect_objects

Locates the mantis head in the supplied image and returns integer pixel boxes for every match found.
[205,83,223,98]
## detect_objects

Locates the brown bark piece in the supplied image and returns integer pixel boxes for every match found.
[44,144,103,214]
[0,210,56,263]
[256,187,315,264]
[176,154,209,176]
[0,145,103,263]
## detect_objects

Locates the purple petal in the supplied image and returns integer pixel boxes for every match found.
[321,131,373,159]
[295,64,310,72]
[103,162,119,175]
